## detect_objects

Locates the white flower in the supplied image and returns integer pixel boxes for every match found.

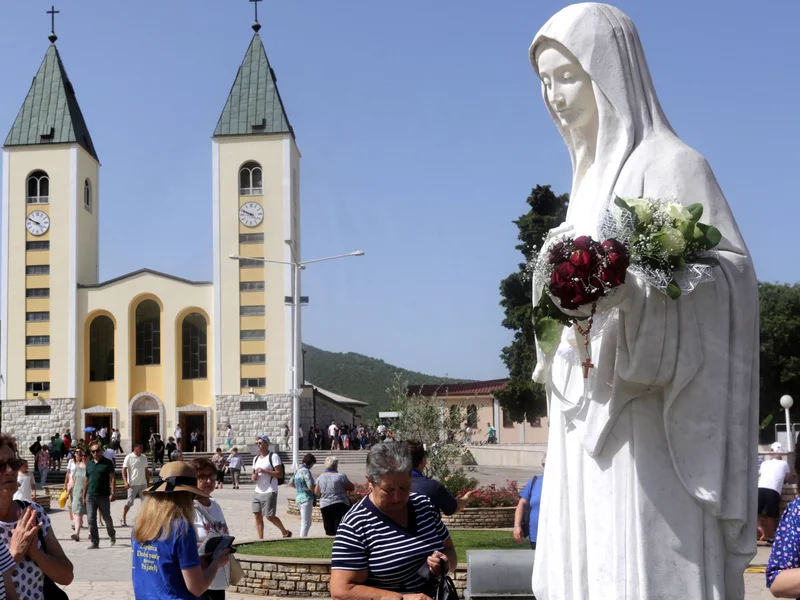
[658,227,686,256]
[627,198,653,224]
[667,202,692,223]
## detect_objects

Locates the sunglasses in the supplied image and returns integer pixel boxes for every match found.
[197,473,216,482]
[0,458,24,472]
[91,449,102,454]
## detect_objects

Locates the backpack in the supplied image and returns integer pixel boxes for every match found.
[254,453,286,486]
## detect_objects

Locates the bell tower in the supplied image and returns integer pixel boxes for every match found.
[211,17,301,410]
[1,24,99,407]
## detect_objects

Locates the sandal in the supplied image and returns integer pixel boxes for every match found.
[283,531,293,538]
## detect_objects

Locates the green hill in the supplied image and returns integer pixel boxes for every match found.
[303,344,466,420]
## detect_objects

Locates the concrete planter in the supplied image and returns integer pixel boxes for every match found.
[441,506,516,529]
[231,554,467,598]
[44,485,127,504]
[285,498,324,522]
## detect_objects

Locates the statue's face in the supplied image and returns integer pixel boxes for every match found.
[536,42,596,130]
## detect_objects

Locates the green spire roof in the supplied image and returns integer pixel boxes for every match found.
[214,33,294,138]
[4,44,98,161]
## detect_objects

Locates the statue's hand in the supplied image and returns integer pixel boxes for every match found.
[533,362,548,384]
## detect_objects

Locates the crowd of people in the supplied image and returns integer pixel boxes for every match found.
[0,424,543,599]
[300,421,393,452]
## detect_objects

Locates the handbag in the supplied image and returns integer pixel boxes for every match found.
[15,500,69,600]
[58,489,68,509]
[429,574,458,600]
[195,502,244,586]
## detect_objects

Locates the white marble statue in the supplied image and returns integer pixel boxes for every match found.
[529,4,758,598]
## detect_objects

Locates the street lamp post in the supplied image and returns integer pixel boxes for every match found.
[230,247,364,470]
[781,395,795,452]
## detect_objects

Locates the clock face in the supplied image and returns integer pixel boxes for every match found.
[25,211,50,236]
[239,202,264,228]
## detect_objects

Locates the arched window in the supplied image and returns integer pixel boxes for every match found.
[26,171,49,204]
[89,316,114,381]
[135,300,161,365]
[239,161,263,196]
[84,179,92,212]
[467,404,478,428]
[182,313,207,379]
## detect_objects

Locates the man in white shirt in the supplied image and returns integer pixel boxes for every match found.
[122,442,151,527]
[251,435,291,539]
[174,426,182,450]
[328,422,339,450]
[757,447,791,543]
[377,423,387,442]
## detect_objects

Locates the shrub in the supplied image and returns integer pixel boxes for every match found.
[441,469,479,497]
[463,482,520,508]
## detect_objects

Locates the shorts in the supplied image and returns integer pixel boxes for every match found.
[126,484,146,507]
[252,491,278,517]
[51,451,61,462]
[216,470,225,483]
[758,487,781,518]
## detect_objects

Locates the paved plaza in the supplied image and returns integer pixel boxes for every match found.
[41,461,774,598]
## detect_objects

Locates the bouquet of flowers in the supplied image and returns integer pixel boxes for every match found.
[533,234,629,378]
[533,197,722,379]
[601,197,721,299]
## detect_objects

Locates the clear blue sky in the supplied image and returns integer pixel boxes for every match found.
[0,1,796,381]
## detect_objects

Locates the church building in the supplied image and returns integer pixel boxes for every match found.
[0,15,361,452]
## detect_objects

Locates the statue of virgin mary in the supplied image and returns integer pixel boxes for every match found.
[529,4,758,599]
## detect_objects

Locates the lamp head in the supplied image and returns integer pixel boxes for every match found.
[351,250,365,256]
[781,395,794,409]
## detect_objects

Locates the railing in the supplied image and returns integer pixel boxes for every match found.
[239,187,263,196]
[26,196,49,204]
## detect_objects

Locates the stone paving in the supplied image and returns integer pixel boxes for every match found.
[39,460,774,598]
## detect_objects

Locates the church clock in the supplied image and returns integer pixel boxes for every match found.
[238,202,264,227]
[25,211,50,236]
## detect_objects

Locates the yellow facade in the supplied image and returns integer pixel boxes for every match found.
[1,27,303,451]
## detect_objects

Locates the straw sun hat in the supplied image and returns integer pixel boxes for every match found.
[144,461,209,498]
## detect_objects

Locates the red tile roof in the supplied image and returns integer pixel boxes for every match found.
[407,378,509,398]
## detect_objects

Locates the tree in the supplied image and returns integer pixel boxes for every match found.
[496,185,568,423]
[386,374,466,481]
[759,282,800,435]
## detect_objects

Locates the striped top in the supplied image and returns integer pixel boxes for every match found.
[331,493,450,593]
[0,542,13,600]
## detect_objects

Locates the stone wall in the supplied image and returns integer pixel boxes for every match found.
[441,507,516,529]
[3,398,76,450]
[231,555,468,597]
[215,394,293,450]
[287,499,515,529]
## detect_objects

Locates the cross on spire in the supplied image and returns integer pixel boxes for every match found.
[47,5,60,44]
[250,0,262,33]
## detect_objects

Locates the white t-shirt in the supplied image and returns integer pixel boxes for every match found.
[122,453,148,486]
[377,424,387,435]
[13,473,33,503]
[174,427,182,439]
[253,453,281,494]
[328,424,338,437]
[758,458,790,493]
[193,498,231,590]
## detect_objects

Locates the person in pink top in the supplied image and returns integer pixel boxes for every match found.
[36,446,50,489]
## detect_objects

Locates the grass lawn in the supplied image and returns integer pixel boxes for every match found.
[238,530,525,563]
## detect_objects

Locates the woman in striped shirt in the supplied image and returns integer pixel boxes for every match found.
[331,442,457,600]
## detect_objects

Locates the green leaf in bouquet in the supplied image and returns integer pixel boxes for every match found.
[686,203,704,222]
[534,317,562,355]
[614,196,633,212]
[666,280,682,300]
[696,224,722,249]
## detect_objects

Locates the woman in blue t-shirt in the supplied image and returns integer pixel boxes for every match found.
[132,462,230,600]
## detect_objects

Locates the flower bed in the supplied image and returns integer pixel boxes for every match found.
[440,506,516,529]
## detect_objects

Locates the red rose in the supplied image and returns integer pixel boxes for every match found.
[573,236,593,251]
[569,250,591,269]
[554,261,576,280]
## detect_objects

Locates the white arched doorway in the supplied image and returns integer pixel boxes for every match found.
[128,392,166,450]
